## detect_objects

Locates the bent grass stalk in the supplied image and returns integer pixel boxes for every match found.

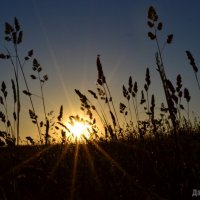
[1,18,48,144]
[147,6,177,136]
[11,79,17,135]
[88,89,110,128]
[0,82,11,135]
[122,84,133,131]
[96,55,121,137]
[75,89,108,130]
[186,50,200,90]
[4,47,21,144]
[31,58,49,144]
[131,81,140,128]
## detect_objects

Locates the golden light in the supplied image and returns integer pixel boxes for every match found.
[66,120,91,142]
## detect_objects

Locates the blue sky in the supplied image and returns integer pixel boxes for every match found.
[0,0,200,142]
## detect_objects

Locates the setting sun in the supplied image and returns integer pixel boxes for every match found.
[66,120,91,142]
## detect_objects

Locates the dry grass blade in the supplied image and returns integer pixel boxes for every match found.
[17,31,23,44]
[147,5,179,136]
[29,109,37,120]
[123,85,129,99]
[186,51,198,72]
[5,22,14,34]
[23,90,32,96]
[184,88,191,121]
[110,111,116,127]
[184,88,191,103]
[0,96,3,105]
[13,112,16,121]
[145,68,151,86]
[45,119,50,144]
[57,105,63,122]
[57,121,70,132]
[26,136,35,145]
[140,90,146,104]
[128,76,133,93]
[14,17,20,31]
[176,74,182,92]
[88,90,98,99]
[133,81,138,94]
[11,79,17,103]
[186,50,200,90]
[30,75,37,79]
[119,103,126,113]
[1,82,7,98]
[97,55,106,84]
[0,112,6,123]
[166,79,175,94]
[150,94,155,113]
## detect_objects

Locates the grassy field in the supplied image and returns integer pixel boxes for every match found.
[0,131,200,200]
[1,6,200,200]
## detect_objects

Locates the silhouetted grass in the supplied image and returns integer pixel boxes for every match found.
[0,18,54,146]
[0,5,200,200]
[0,131,200,199]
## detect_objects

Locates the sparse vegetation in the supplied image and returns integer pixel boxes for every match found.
[0,6,200,200]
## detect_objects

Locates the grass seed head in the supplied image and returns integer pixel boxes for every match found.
[148,6,158,22]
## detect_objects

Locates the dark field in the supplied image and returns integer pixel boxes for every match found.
[0,132,200,200]
[1,7,200,200]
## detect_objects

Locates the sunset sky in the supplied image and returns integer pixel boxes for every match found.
[0,0,200,142]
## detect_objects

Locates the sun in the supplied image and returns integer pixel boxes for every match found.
[66,120,91,142]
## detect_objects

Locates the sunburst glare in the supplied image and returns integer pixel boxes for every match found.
[66,116,92,142]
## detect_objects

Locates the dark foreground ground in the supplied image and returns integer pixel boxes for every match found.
[0,133,200,200]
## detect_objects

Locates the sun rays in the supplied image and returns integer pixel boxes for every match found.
[67,120,91,142]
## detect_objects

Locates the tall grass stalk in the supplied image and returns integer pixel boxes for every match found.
[31,58,49,144]
[75,89,108,129]
[88,89,110,128]
[122,84,133,130]
[2,18,43,144]
[4,46,20,144]
[130,80,140,128]
[0,82,11,135]
[11,79,17,135]
[184,88,191,122]
[96,55,121,135]
[186,50,200,90]
[147,7,177,136]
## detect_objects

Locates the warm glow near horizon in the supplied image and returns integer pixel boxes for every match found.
[66,120,91,142]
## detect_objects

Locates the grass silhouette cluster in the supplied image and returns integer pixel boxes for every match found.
[0,5,200,200]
